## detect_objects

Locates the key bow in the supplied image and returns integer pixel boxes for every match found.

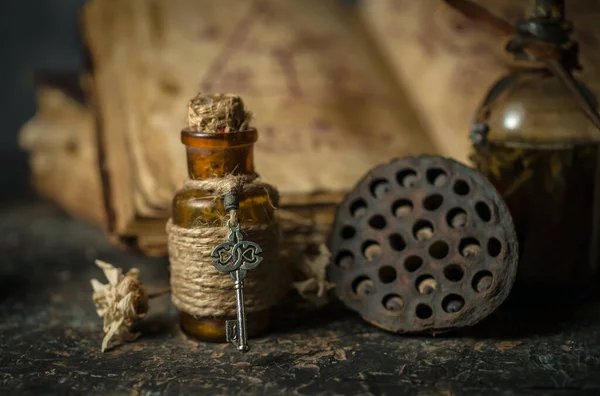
[210,220,263,279]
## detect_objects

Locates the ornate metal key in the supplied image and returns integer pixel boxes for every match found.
[210,194,263,351]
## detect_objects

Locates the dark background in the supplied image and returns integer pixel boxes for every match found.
[0,0,87,200]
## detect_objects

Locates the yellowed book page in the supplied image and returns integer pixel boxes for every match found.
[84,0,138,232]
[19,87,105,226]
[84,0,437,225]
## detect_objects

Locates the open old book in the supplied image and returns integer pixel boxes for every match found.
[20,0,600,255]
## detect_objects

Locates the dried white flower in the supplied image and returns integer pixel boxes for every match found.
[292,244,335,307]
[90,260,149,352]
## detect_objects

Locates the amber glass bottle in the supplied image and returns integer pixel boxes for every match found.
[172,128,278,341]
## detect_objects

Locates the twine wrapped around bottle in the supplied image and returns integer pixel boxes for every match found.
[167,174,288,317]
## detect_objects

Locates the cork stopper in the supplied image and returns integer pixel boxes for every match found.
[187,93,252,133]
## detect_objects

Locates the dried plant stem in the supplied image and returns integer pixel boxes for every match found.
[148,288,171,299]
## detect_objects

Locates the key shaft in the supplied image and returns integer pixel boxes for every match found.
[232,269,248,351]
[210,197,263,352]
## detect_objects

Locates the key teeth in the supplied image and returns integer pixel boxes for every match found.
[226,320,250,351]
[226,320,238,343]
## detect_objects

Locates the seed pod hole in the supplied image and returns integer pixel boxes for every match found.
[443,263,464,282]
[362,240,382,261]
[472,271,494,293]
[423,194,444,211]
[416,275,437,295]
[429,240,450,259]
[369,214,387,230]
[379,266,397,284]
[397,169,419,187]
[459,238,481,258]
[392,199,413,217]
[442,294,465,313]
[370,179,391,198]
[475,201,492,222]
[453,179,470,196]
[447,208,468,229]
[352,276,375,297]
[350,198,368,218]
[340,225,356,239]
[335,251,354,269]
[487,237,502,257]
[389,233,406,252]
[404,255,423,272]
[413,219,435,241]
[382,294,404,312]
[426,168,448,186]
[415,303,433,319]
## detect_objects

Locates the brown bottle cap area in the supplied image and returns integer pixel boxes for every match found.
[181,128,258,149]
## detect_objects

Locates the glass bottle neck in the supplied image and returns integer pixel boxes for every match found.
[530,0,564,21]
[186,144,255,179]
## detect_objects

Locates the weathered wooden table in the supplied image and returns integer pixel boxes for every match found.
[1,200,599,395]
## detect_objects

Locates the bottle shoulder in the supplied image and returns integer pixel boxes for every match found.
[476,71,599,146]
[172,187,277,228]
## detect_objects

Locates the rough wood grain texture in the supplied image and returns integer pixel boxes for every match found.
[1,200,600,395]
[18,86,105,226]
[358,0,600,163]
[82,0,436,239]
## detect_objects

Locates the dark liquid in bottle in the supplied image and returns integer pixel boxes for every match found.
[472,141,600,305]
